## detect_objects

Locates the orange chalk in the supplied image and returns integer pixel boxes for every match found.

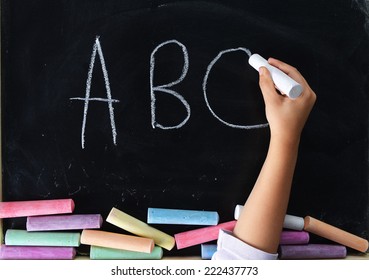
[304,216,369,253]
[80,230,154,253]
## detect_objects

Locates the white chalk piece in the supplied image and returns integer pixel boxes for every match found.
[147,208,219,225]
[234,205,304,230]
[283,215,305,231]
[248,54,303,99]
[234,205,243,220]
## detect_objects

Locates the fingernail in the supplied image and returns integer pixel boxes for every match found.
[259,67,265,75]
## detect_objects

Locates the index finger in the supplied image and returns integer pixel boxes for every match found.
[268,57,306,85]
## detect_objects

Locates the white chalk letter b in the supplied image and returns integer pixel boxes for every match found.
[150,40,191,129]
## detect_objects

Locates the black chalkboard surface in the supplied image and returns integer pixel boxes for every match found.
[2,0,369,256]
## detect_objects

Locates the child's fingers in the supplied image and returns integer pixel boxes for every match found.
[267,57,305,84]
[258,67,281,103]
[267,57,297,75]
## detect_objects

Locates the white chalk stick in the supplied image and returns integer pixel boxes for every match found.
[284,215,305,231]
[234,205,243,220]
[234,205,304,230]
[248,54,303,99]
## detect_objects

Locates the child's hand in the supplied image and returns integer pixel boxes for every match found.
[258,58,316,145]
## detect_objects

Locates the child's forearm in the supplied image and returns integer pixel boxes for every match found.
[232,59,315,256]
[233,135,299,254]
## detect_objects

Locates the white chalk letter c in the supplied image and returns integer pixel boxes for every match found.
[203,48,268,129]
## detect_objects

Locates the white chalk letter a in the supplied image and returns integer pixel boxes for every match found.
[70,36,120,149]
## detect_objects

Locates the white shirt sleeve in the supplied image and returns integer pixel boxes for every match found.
[212,229,278,260]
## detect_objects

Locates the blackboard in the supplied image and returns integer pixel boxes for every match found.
[2,0,369,256]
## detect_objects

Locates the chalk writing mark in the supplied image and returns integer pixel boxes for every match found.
[150,40,191,129]
[203,47,268,129]
[70,36,120,149]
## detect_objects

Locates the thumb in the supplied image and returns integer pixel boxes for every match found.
[258,67,279,102]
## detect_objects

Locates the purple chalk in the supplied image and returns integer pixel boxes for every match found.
[279,244,347,259]
[0,245,76,260]
[27,214,103,231]
[280,231,310,245]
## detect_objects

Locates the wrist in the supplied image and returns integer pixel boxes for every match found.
[270,132,301,150]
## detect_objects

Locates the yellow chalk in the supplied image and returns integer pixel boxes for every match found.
[106,207,175,250]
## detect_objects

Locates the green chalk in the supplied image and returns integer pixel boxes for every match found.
[90,245,163,260]
[5,229,81,247]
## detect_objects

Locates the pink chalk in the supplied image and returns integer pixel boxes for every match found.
[174,220,236,249]
[0,199,75,218]
[0,245,76,260]
[280,231,310,245]
[27,214,103,231]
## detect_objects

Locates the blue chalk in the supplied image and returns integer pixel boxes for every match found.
[201,244,217,259]
[147,208,219,225]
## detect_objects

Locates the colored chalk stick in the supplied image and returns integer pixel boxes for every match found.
[0,245,76,260]
[106,207,175,250]
[0,198,75,218]
[234,205,304,230]
[174,220,236,249]
[201,244,217,260]
[90,245,163,260]
[147,207,219,225]
[304,216,369,253]
[5,229,81,247]
[81,229,154,253]
[279,244,347,259]
[27,214,103,231]
[280,231,310,245]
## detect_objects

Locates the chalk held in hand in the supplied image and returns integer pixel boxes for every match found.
[5,229,81,247]
[234,205,304,230]
[0,198,75,218]
[303,216,369,253]
[0,245,76,260]
[147,207,219,225]
[27,214,103,231]
[107,207,175,250]
[248,54,303,98]
[81,229,154,253]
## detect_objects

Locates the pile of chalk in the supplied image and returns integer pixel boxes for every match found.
[229,205,368,260]
[0,199,368,259]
